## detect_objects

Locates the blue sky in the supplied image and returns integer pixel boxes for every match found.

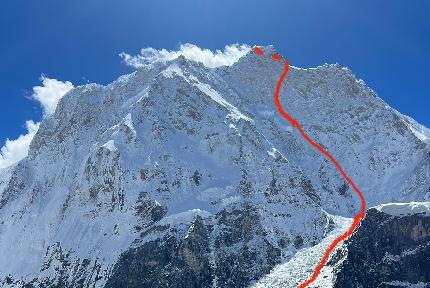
[1,0,429,148]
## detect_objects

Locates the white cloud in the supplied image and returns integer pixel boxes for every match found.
[0,121,40,169]
[32,76,74,116]
[120,43,251,69]
[0,77,73,169]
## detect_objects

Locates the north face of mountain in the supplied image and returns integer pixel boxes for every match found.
[0,45,429,287]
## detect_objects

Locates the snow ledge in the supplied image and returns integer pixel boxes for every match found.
[373,202,430,217]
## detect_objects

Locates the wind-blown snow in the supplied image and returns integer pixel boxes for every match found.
[120,43,250,68]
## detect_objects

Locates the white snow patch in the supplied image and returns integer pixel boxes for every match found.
[121,87,149,110]
[374,202,430,217]
[158,209,212,226]
[195,82,230,108]
[162,63,186,79]
[400,114,430,143]
[160,65,251,122]
[409,125,429,142]
[101,140,117,152]
[228,123,237,130]
[123,113,136,134]
[192,80,251,122]
[268,148,278,158]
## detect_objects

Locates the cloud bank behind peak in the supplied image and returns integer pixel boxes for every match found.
[120,43,251,69]
[0,77,73,169]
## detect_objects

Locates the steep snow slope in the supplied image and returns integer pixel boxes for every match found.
[0,166,13,199]
[223,49,430,207]
[0,45,429,287]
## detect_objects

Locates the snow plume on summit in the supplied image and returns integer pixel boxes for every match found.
[119,43,250,68]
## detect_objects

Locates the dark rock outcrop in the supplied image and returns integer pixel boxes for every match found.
[333,208,430,287]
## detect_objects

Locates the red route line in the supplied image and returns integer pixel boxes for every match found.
[253,46,366,288]
[254,46,265,56]
[271,53,282,62]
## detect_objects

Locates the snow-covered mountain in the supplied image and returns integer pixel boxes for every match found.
[0,45,429,287]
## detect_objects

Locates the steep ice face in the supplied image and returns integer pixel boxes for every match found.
[0,45,429,287]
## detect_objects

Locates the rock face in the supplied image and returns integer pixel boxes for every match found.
[333,203,430,288]
[105,216,214,288]
[0,45,429,287]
